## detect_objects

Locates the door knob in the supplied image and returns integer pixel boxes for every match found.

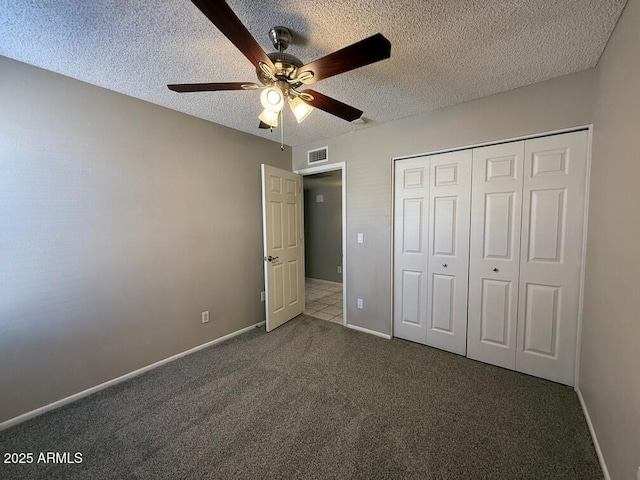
[267,255,279,262]
[493,267,499,272]
[442,263,448,268]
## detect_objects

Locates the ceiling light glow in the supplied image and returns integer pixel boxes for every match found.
[289,97,313,123]
[260,87,284,113]
[259,108,279,127]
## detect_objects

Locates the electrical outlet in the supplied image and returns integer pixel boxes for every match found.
[357,298,363,309]
[337,266,342,274]
[201,311,209,324]
[260,291,265,302]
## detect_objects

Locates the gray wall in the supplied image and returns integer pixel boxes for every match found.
[304,185,342,283]
[293,69,595,335]
[580,0,640,478]
[0,56,291,423]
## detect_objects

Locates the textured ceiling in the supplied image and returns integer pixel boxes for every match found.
[0,0,627,146]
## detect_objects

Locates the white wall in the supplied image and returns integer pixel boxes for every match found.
[293,69,595,335]
[0,56,291,423]
[580,0,640,477]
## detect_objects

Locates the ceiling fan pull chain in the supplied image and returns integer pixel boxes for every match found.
[280,110,285,151]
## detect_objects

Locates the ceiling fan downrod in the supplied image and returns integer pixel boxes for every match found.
[268,27,293,53]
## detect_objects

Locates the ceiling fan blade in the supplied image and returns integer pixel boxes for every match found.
[301,90,363,122]
[191,0,276,74]
[167,82,259,92]
[259,121,271,129]
[297,33,391,84]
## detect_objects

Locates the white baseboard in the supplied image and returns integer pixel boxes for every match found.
[0,321,263,432]
[346,323,392,340]
[576,387,611,480]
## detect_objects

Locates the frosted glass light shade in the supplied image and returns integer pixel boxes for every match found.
[289,97,313,123]
[260,87,284,113]
[259,108,279,127]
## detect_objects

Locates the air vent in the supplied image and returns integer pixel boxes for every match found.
[308,146,328,165]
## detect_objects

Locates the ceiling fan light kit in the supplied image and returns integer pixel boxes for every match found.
[167,0,391,144]
[260,86,285,113]
[259,108,279,127]
[289,97,313,123]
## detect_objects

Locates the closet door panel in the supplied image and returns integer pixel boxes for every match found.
[516,130,588,385]
[467,142,525,369]
[426,150,472,355]
[480,278,512,347]
[484,192,516,259]
[394,158,429,344]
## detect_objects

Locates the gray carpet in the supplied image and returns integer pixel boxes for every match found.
[0,315,602,479]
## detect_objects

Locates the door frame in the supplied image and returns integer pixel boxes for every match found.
[391,124,593,387]
[294,162,347,326]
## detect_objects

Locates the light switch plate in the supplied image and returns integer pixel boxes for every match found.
[357,233,364,244]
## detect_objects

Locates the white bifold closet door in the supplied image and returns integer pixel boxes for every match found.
[515,131,588,384]
[467,131,588,385]
[467,142,525,369]
[394,150,472,355]
[394,157,429,343]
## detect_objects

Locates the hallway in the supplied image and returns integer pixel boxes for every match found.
[304,278,343,324]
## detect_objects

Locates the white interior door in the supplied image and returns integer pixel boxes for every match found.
[467,142,525,369]
[261,164,304,332]
[393,157,429,343]
[515,131,588,385]
[425,150,472,355]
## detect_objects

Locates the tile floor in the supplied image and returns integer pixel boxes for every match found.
[304,278,343,324]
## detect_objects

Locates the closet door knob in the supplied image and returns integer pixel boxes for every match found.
[442,263,448,268]
[493,267,499,272]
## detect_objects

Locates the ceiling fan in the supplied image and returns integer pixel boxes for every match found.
[167,0,391,134]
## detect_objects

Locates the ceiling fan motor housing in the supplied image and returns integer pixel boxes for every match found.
[257,51,304,85]
[255,27,305,85]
